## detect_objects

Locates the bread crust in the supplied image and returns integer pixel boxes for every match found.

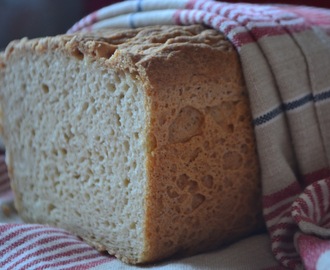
[1,25,263,264]
[137,26,263,262]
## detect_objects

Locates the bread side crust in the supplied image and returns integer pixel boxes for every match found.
[135,28,262,262]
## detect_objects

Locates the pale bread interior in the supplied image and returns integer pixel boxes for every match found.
[2,49,148,261]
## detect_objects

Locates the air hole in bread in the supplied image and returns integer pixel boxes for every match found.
[201,175,213,189]
[166,186,179,198]
[169,106,204,143]
[223,151,243,170]
[70,47,84,60]
[82,102,89,111]
[75,210,82,217]
[84,193,91,201]
[60,148,67,155]
[190,193,205,211]
[41,83,49,94]
[47,203,56,214]
[123,178,130,187]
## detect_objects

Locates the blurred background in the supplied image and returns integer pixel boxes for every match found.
[0,0,119,49]
[0,0,329,50]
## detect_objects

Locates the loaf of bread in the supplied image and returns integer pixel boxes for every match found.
[0,25,262,264]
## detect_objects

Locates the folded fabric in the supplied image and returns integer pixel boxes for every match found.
[1,1,330,269]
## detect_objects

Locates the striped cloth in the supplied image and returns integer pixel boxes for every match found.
[1,0,330,269]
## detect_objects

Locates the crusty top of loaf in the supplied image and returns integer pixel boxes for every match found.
[2,25,233,74]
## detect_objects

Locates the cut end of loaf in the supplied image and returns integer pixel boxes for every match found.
[0,25,263,265]
[1,37,150,263]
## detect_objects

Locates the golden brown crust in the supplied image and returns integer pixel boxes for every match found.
[139,29,262,262]
[1,25,263,264]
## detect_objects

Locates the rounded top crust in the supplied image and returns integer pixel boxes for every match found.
[3,25,233,66]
